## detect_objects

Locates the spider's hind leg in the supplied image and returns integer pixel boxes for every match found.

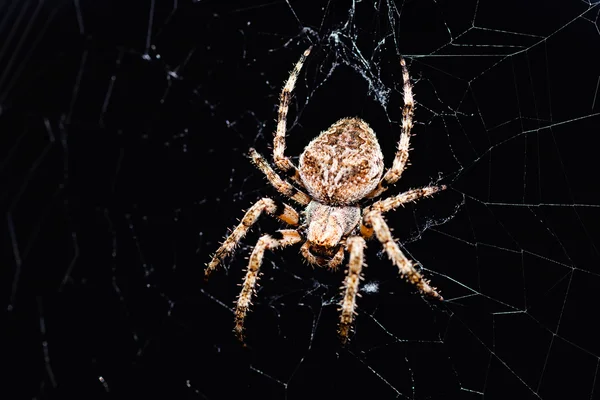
[234,229,302,341]
[273,46,312,185]
[367,58,415,199]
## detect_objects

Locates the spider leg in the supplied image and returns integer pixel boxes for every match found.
[234,229,302,341]
[367,58,415,199]
[273,46,312,185]
[338,236,366,344]
[362,211,442,300]
[250,148,311,206]
[366,185,446,215]
[206,198,300,278]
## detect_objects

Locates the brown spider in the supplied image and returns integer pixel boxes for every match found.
[206,46,446,344]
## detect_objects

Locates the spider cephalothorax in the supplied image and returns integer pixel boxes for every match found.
[206,46,446,343]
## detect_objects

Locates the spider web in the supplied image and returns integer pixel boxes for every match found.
[2,0,600,399]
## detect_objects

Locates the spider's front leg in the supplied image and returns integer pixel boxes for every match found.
[363,211,442,300]
[338,236,366,344]
[235,230,302,341]
[206,198,300,279]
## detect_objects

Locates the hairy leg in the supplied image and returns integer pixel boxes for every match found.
[366,185,446,214]
[206,198,299,278]
[367,58,415,198]
[338,236,366,344]
[234,230,302,340]
[272,46,312,183]
[363,211,442,300]
[249,148,311,205]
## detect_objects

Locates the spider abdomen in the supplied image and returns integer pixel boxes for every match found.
[298,117,384,206]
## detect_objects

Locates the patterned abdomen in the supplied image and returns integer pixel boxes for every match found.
[299,117,384,205]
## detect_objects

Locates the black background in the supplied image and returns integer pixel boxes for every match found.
[2,1,600,399]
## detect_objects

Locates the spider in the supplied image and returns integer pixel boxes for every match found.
[206,46,446,344]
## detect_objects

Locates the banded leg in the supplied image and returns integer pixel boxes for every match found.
[363,211,442,300]
[249,148,311,206]
[234,230,302,340]
[366,185,446,214]
[273,46,312,182]
[206,198,299,278]
[339,236,366,344]
[368,58,415,198]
